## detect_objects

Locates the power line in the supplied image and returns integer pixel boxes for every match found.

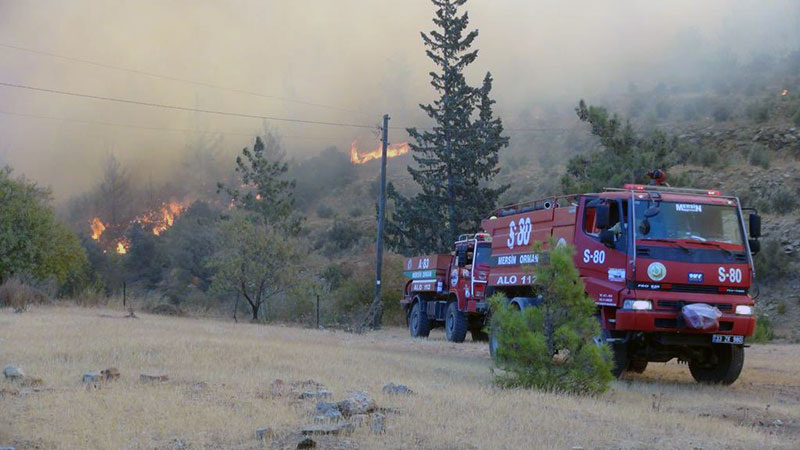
[0,110,341,141]
[0,81,379,130]
[0,42,367,116]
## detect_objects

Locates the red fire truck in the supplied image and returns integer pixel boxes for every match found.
[401,183,762,384]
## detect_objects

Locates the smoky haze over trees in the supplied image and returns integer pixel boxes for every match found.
[1,1,799,200]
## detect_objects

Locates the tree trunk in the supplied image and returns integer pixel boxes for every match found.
[251,302,260,320]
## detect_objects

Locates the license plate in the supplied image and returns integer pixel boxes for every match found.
[712,334,743,344]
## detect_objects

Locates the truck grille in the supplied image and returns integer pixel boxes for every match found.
[655,318,734,331]
[657,300,732,312]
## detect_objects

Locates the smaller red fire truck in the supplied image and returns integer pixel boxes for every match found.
[401,181,762,384]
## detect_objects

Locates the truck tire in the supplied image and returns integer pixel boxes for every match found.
[628,359,648,374]
[689,344,744,385]
[445,301,468,343]
[471,328,489,342]
[595,318,628,378]
[409,301,430,338]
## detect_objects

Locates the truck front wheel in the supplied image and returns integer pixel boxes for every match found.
[445,301,468,343]
[689,344,744,385]
[409,301,430,338]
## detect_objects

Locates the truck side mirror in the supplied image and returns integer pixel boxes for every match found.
[748,238,760,254]
[749,213,761,238]
[599,229,615,247]
[595,205,610,229]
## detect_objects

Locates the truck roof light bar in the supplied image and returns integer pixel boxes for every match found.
[608,185,731,198]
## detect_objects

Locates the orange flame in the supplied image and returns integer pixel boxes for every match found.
[90,218,106,241]
[135,202,186,236]
[781,89,789,96]
[115,239,130,255]
[350,140,410,165]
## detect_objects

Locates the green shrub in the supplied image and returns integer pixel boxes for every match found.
[792,108,800,127]
[746,101,770,123]
[490,242,613,395]
[322,219,363,256]
[748,144,770,169]
[712,103,733,122]
[777,302,787,315]
[770,187,798,214]
[349,207,363,217]
[690,146,719,167]
[751,314,775,343]
[316,204,335,219]
[754,239,792,282]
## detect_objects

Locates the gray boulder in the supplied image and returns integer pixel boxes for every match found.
[336,391,376,417]
[82,372,102,383]
[3,365,24,380]
[313,408,344,423]
[382,382,413,395]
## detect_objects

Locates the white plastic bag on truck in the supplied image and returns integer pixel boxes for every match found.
[681,303,722,331]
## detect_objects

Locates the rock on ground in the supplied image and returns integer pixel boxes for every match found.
[336,391,376,417]
[82,372,101,383]
[3,365,24,380]
[296,437,316,449]
[301,423,354,436]
[382,382,413,395]
[140,372,169,383]
[101,367,120,381]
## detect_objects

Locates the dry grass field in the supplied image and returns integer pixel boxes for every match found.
[1,306,799,450]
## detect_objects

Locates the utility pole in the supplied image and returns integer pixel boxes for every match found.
[361,114,390,331]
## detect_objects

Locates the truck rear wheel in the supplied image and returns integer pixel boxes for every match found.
[689,344,744,385]
[471,328,489,342]
[409,301,430,338]
[445,301,468,343]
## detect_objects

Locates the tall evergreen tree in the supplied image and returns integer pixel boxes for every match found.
[386,0,508,255]
[218,132,302,234]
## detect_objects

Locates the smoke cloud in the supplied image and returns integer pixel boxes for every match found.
[0,0,797,200]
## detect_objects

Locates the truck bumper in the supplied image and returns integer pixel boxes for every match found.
[615,310,756,336]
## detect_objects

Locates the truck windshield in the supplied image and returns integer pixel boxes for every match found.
[475,244,492,265]
[634,200,744,246]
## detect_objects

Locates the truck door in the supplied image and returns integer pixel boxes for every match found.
[451,243,473,311]
[575,197,629,307]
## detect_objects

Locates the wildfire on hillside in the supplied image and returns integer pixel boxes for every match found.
[350,140,410,165]
[136,202,186,236]
[781,89,789,96]
[88,201,188,255]
[115,238,130,255]
[90,217,105,241]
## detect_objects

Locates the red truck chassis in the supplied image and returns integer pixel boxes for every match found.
[401,184,762,384]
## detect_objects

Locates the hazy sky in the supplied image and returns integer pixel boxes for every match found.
[1,0,798,200]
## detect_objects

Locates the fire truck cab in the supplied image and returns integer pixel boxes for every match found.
[480,184,761,384]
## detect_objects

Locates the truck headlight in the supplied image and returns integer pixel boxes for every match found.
[735,305,754,315]
[623,299,653,311]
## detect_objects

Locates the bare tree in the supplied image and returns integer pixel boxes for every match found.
[96,153,131,225]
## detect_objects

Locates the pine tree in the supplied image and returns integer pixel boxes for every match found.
[490,241,613,395]
[386,0,508,255]
[218,132,302,234]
